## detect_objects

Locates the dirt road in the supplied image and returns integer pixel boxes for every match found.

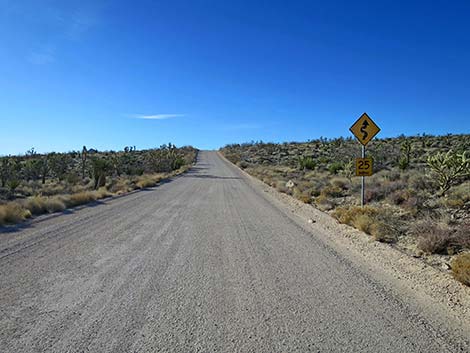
[1,151,469,352]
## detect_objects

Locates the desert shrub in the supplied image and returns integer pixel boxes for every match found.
[298,156,317,170]
[454,222,470,249]
[384,170,401,182]
[398,157,410,171]
[330,177,348,190]
[353,214,375,234]
[328,162,343,175]
[65,173,81,185]
[274,179,288,194]
[443,182,470,208]
[297,195,311,203]
[412,221,454,254]
[320,185,343,198]
[341,160,354,181]
[332,206,379,226]
[387,189,420,211]
[451,253,470,286]
[0,203,31,225]
[409,172,435,191]
[314,194,335,210]
[237,161,249,169]
[370,222,397,243]
[108,178,135,194]
[332,205,397,241]
[365,186,384,203]
[40,183,68,196]
[365,178,409,203]
[7,179,20,191]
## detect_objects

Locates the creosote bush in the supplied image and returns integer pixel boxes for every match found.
[412,221,455,254]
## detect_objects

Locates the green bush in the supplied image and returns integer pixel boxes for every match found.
[298,156,317,170]
[328,162,343,175]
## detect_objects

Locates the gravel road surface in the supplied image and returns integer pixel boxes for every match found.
[1,151,469,352]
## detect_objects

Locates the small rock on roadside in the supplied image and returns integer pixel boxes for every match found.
[308,219,316,224]
[286,180,295,188]
[441,263,451,271]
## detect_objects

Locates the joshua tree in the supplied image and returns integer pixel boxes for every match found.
[398,140,412,170]
[41,155,49,184]
[81,146,88,180]
[91,157,109,189]
[427,150,470,196]
[0,157,11,187]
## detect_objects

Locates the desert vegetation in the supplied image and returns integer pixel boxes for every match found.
[0,144,197,226]
[221,134,470,285]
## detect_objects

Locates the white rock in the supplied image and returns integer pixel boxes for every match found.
[286,180,295,188]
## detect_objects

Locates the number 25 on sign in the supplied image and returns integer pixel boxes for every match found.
[355,158,373,176]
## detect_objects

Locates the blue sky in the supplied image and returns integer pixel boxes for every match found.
[1,0,469,154]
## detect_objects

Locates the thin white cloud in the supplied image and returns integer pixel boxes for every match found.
[133,114,185,120]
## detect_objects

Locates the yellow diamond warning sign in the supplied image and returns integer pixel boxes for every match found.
[350,113,380,146]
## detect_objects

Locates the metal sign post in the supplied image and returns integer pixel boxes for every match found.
[361,145,365,207]
[350,113,380,207]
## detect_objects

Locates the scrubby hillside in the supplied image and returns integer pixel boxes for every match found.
[221,134,470,284]
[0,144,197,225]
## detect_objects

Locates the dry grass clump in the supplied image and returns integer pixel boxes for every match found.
[64,189,111,207]
[314,194,335,211]
[136,174,162,189]
[451,253,470,286]
[40,183,68,197]
[454,222,470,249]
[0,203,31,225]
[23,196,48,215]
[45,197,67,213]
[332,206,378,226]
[108,178,135,194]
[353,214,375,234]
[23,196,66,215]
[66,191,98,207]
[293,187,311,204]
[332,206,398,242]
[0,167,189,226]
